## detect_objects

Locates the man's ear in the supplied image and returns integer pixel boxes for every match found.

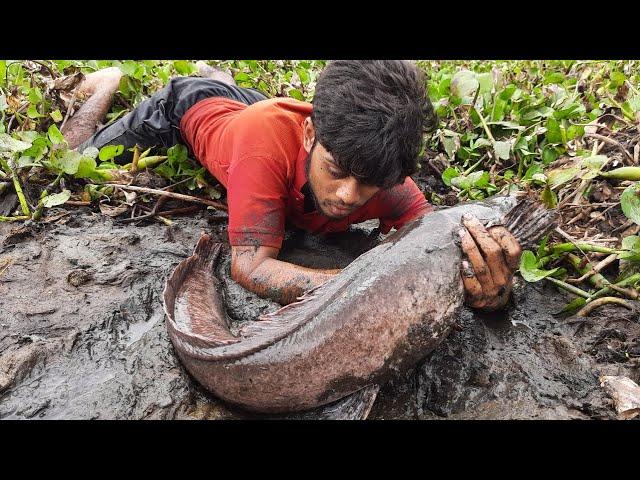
[303,117,315,153]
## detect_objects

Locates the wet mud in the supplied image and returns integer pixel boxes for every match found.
[0,208,638,419]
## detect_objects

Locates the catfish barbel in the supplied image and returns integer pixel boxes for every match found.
[162,195,556,415]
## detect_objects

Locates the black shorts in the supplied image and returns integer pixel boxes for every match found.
[76,77,269,161]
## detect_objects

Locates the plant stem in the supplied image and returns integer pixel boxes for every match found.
[589,273,640,301]
[550,242,621,255]
[32,172,63,221]
[0,158,31,217]
[100,183,228,210]
[576,297,633,317]
[545,277,592,299]
[0,215,30,222]
[566,253,609,288]
[473,106,496,143]
[463,158,483,176]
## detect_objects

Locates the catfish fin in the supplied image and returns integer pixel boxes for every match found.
[274,384,381,420]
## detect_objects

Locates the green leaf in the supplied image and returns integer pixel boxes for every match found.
[22,135,47,157]
[541,184,558,208]
[50,109,63,122]
[28,87,43,104]
[469,170,489,188]
[451,175,472,191]
[621,183,640,225]
[537,234,550,258]
[0,133,32,153]
[296,68,310,85]
[580,154,608,171]
[75,156,99,179]
[610,71,626,87]
[490,98,507,121]
[81,146,100,159]
[472,138,493,149]
[54,150,81,175]
[519,250,560,283]
[618,235,640,261]
[47,124,66,145]
[167,144,188,166]
[288,88,305,101]
[0,94,8,112]
[442,135,459,158]
[234,72,250,83]
[542,146,559,165]
[98,144,124,161]
[499,84,517,100]
[544,72,565,84]
[477,72,493,94]
[0,60,6,85]
[42,189,71,208]
[27,104,43,119]
[493,141,511,160]
[566,124,585,140]
[523,162,544,181]
[622,235,640,251]
[450,70,479,104]
[441,167,460,187]
[545,117,563,144]
[173,60,195,76]
[120,61,138,77]
[531,173,548,184]
[154,162,176,179]
[547,166,580,189]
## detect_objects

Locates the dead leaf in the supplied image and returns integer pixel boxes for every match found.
[50,72,85,92]
[99,203,129,217]
[123,191,137,204]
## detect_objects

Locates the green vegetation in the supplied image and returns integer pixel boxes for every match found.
[2,59,640,314]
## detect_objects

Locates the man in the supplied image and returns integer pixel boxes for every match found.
[62,60,520,309]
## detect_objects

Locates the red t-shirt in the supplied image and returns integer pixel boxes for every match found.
[180,97,432,249]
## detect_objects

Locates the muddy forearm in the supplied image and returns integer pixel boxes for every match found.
[237,257,340,305]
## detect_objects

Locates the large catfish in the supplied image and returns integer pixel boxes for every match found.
[163,195,556,416]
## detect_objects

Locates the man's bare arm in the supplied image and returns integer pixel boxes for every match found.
[231,245,340,305]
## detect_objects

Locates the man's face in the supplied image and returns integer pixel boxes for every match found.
[304,140,381,220]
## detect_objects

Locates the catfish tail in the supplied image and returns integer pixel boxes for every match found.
[502,197,558,249]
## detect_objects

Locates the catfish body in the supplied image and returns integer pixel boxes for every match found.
[163,196,554,413]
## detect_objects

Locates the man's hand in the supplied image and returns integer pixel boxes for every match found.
[458,213,521,311]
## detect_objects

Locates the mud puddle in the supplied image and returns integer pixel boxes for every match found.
[0,208,638,419]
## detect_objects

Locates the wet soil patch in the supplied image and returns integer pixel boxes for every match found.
[0,209,637,419]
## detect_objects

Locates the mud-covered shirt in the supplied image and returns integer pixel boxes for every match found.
[180,97,432,249]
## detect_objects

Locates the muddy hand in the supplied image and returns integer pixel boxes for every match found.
[458,213,521,311]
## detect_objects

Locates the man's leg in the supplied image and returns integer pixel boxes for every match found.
[61,67,123,150]
[65,65,269,162]
[196,61,236,85]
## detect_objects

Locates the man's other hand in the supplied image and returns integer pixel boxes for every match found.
[458,213,521,311]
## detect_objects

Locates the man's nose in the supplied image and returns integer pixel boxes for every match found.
[335,177,360,205]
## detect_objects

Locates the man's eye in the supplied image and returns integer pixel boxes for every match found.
[329,169,344,178]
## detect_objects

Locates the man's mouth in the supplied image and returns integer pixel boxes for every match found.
[327,203,353,217]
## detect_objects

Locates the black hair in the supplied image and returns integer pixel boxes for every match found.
[310,60,437,189]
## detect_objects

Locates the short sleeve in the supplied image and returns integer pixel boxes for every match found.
[226,155,289,249]
[377,177,433,234]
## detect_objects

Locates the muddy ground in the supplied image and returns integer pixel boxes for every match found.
[0,205,639,420]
